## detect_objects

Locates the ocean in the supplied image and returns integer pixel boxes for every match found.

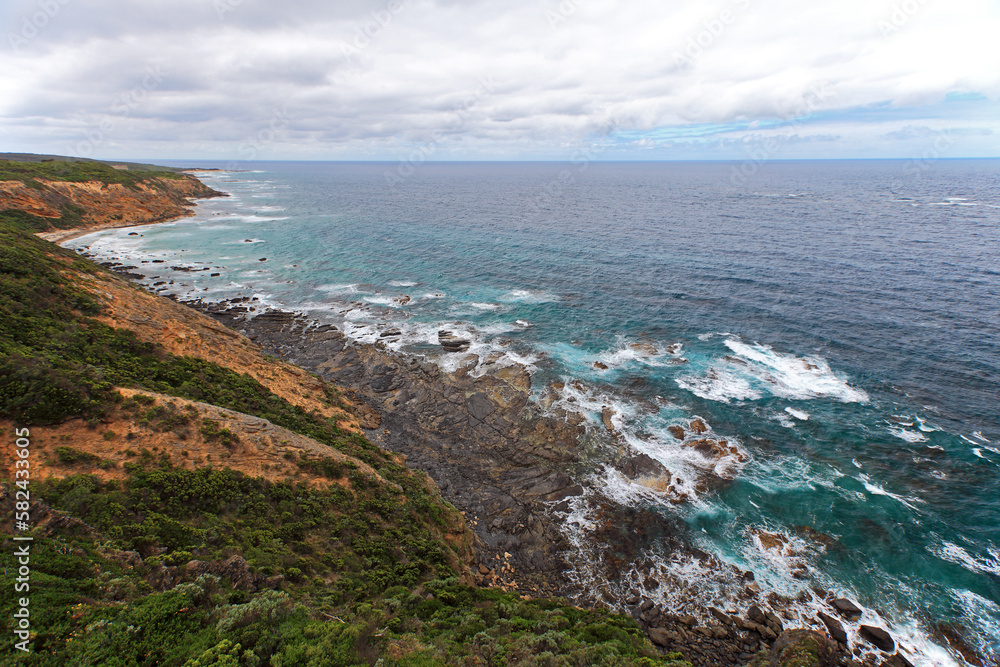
[69,159,1000,664]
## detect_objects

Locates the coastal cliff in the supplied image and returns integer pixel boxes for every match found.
[0,157,223,240]
[0,157,697,666]
[0,156,960,667]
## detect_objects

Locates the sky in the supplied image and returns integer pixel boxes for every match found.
[1,0,999,162]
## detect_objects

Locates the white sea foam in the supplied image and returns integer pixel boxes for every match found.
[388,280,418,287]
[697,332,732,342]
[785,407,810,420]
[950,590,1000,661]
[932,542,1000,577]
[676,368,762,403]
[889,426,929,443]
[361,295,407,307]
[858,474,924,511]
[724,339,870,403]
[915,416,939,433]
[468,302,504,311]
[500,289,560,303]
[316,283,361,294]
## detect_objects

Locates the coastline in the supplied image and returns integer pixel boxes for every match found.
[38,169,983,667]
[35,214,191,244]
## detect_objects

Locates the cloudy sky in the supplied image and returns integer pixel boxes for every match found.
[2,0,999,162]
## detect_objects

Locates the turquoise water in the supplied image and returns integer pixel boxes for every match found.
[73,160,1000,663]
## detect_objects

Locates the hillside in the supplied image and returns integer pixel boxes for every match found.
[0,157,223,240]
[0,157,692,666]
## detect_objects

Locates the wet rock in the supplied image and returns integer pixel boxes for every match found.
[933,623,985,667]
[816,611,848,644]
[858,626,894,652]
[884,652,914,667]
[629,341,658,355]
[668,425,685,440]
[792,525,842,551]
[710,607,733,626]
[765,611,784,634]
[601,406,616,432]
[754,530,790,551]
[438,330,471,352]
[259,257,267,261]
[748,605,767,625]
[594,361,609,370]
[689,418,709,434]
[831,598,863,619]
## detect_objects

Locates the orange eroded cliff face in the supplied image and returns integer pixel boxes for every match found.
[0,389,381,488]
[0,173,223,238]
[64,263,366,433]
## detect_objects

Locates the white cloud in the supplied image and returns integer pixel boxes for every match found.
[1,0,998,159]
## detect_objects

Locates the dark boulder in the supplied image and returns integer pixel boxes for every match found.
[859,625,895,652]
[830,597,863,619]
[816,611,848,644]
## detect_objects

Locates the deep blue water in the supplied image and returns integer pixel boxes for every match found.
[73,160,1000,664]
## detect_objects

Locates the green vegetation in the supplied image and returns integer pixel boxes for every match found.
[0,157,185,190]
[0,198,689,666]
[54,446,101,465]
[0,465,687,666]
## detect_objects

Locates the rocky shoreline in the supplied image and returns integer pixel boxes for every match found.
[6,160,986,666]
[109,283,936,667]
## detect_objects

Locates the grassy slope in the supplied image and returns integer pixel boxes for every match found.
[0,158,186,190]
[0,160,690,666]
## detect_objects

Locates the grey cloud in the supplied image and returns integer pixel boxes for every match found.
[2,0,998,159]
